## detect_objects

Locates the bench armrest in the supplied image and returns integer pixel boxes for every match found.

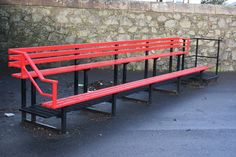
[9,49,58,108]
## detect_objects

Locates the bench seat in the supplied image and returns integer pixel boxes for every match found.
[12,51,187,79]
[42,66,208,109]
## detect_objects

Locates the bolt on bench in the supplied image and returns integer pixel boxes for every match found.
[8,37,212,133]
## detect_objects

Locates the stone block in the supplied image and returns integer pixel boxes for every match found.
[180,19,191,29]
[165,20,176,28]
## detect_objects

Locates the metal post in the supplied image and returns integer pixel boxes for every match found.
[182,39,185,70]
[21,79,26,121]
[114,45,118,85]
[83,69,89,93]
[74,48,79,95]
[177,55,181,71]
[216,39,221,75]
[122,63,128,83]
[61,107,67,134]
[113,45,118,116]
[74,63,79,94]
[182,55,185,70]
[112,94,116,116]
[169,40,173,72]
[177,55,181,93]
[144,42,149,78]
[195,38,199,67]
[114,59,118,85]
[153,58,157,76]
[74,70,79,95]
[31,80,36,122]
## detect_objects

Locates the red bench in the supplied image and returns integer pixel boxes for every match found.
[8,37,208,133]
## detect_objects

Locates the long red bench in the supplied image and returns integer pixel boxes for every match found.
[8,37,208,133]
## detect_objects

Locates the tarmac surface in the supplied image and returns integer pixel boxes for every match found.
[0,65,235,157]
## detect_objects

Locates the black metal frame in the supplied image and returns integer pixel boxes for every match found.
[20,78,62,133]
[154,37,222,93]
[31,80,36,122]
[21,79,26,122]
[190,37,222,80]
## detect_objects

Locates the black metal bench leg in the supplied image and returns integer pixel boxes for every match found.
[114,63,118,85]
[21,79,27,122]
[61,108,67,134]
[74,71,79,95]
[169,40,173,72]
[112,94,117,116]
[74,53,79,95]
[216,39,220,76]
[182,39,186,70]
[84,69,89,93]
[181,54,185,70]
[122,63,128,84]
[169,56,173,72]
[144,49,149,79]
[153,58,157,77]
[176,55,181,94]
[31,81,36,122]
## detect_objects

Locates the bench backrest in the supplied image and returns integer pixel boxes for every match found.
[8,37,190,68]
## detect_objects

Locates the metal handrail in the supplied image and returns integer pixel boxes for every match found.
[191,37,223,41]
[11,50,58,107]
[190,37,221,75]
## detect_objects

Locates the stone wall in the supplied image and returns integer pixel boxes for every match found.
[0,0,236,71]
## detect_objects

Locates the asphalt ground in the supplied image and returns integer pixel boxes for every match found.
[0,65,235,157]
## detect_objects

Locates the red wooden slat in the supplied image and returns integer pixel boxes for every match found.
[42,66,208,109]
[8,40,187,61]
[8,62,21,68]
[9,37,185,53]
[11,44,187,66]
[8,38,190,68]
[25,41,184,59]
